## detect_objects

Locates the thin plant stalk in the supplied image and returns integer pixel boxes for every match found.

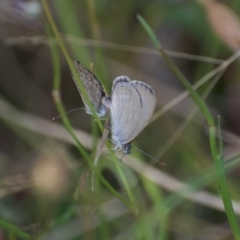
[0,218,31,240]
[87,0,108,84]
[156,71,224,159]
[47,24,92,165]
[41,0,103,130]
[150,50,240,124]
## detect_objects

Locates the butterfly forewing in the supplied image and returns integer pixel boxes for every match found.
[128,80,156,138]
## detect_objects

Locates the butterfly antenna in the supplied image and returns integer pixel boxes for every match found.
[52,107,85,120]
[133,146,166,166]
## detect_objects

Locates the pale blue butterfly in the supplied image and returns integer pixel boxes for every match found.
[103,76,156,154]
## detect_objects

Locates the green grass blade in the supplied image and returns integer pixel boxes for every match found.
[0,218,31,240]
[217,117,240,238]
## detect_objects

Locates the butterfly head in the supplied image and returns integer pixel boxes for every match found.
[123,143,132,154]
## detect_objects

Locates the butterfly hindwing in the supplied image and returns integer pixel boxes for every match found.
[72,60,107,117]
[106,76,156,152]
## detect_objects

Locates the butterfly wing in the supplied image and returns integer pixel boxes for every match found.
[109,76,156,146]
[126,80,156,142]
[72,60,107,117]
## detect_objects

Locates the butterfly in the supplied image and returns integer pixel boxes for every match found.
[103,76,156,154]
[72,60,107,118]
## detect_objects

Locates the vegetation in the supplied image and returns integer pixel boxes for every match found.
[1,0,240,239]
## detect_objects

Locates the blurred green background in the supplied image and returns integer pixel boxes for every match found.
[1,0,240,239]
